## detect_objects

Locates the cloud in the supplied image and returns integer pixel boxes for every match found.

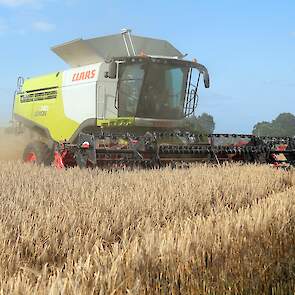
[0,0,37,7]
[289,32,295,37]
[32,21,55,32]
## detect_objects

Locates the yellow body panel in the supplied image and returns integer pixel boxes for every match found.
[14,72,79,142]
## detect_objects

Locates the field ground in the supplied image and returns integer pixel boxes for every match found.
[0,161,294,294]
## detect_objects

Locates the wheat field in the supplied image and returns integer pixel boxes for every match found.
[0,159,294,294]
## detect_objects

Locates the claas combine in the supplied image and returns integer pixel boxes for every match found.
[11,29,295,168]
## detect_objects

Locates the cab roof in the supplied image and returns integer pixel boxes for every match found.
[51,33,183,67]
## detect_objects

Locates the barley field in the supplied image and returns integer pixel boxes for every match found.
[0,157,294,294]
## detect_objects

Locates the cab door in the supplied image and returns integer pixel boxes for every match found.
[96,63,118,120]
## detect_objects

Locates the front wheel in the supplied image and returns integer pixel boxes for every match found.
[23,142,52,165]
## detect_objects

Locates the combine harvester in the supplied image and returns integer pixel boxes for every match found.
[11,29,295,168]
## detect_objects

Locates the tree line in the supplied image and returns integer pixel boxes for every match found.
[252,113,295,137]
[189,112,295,136]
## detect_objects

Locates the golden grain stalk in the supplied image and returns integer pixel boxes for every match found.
[0,162,294,294]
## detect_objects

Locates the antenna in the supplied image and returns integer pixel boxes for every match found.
[121,28,137,56]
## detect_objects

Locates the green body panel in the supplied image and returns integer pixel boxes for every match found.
[14,72,79,142]
[96,117,135,127]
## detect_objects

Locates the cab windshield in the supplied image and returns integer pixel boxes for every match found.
[118,62,189,119]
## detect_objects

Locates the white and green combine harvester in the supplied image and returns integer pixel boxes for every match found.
[12,30,295,168]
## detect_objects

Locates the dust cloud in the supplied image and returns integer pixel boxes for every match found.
[0,129,29,161]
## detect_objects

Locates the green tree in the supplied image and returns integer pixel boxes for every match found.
[188,113,215,134]
[273,113,295,136]
[252,113,295,137]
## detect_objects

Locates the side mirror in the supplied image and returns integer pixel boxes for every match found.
[203,71,210,88]
[16,76,24,93]
[106,60,117,79]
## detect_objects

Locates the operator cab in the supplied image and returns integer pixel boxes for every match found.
[107,56,210,121]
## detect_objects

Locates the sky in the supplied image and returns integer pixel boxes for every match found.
[0,0,295,133]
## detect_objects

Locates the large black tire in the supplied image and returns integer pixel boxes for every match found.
[23,142,52,165]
